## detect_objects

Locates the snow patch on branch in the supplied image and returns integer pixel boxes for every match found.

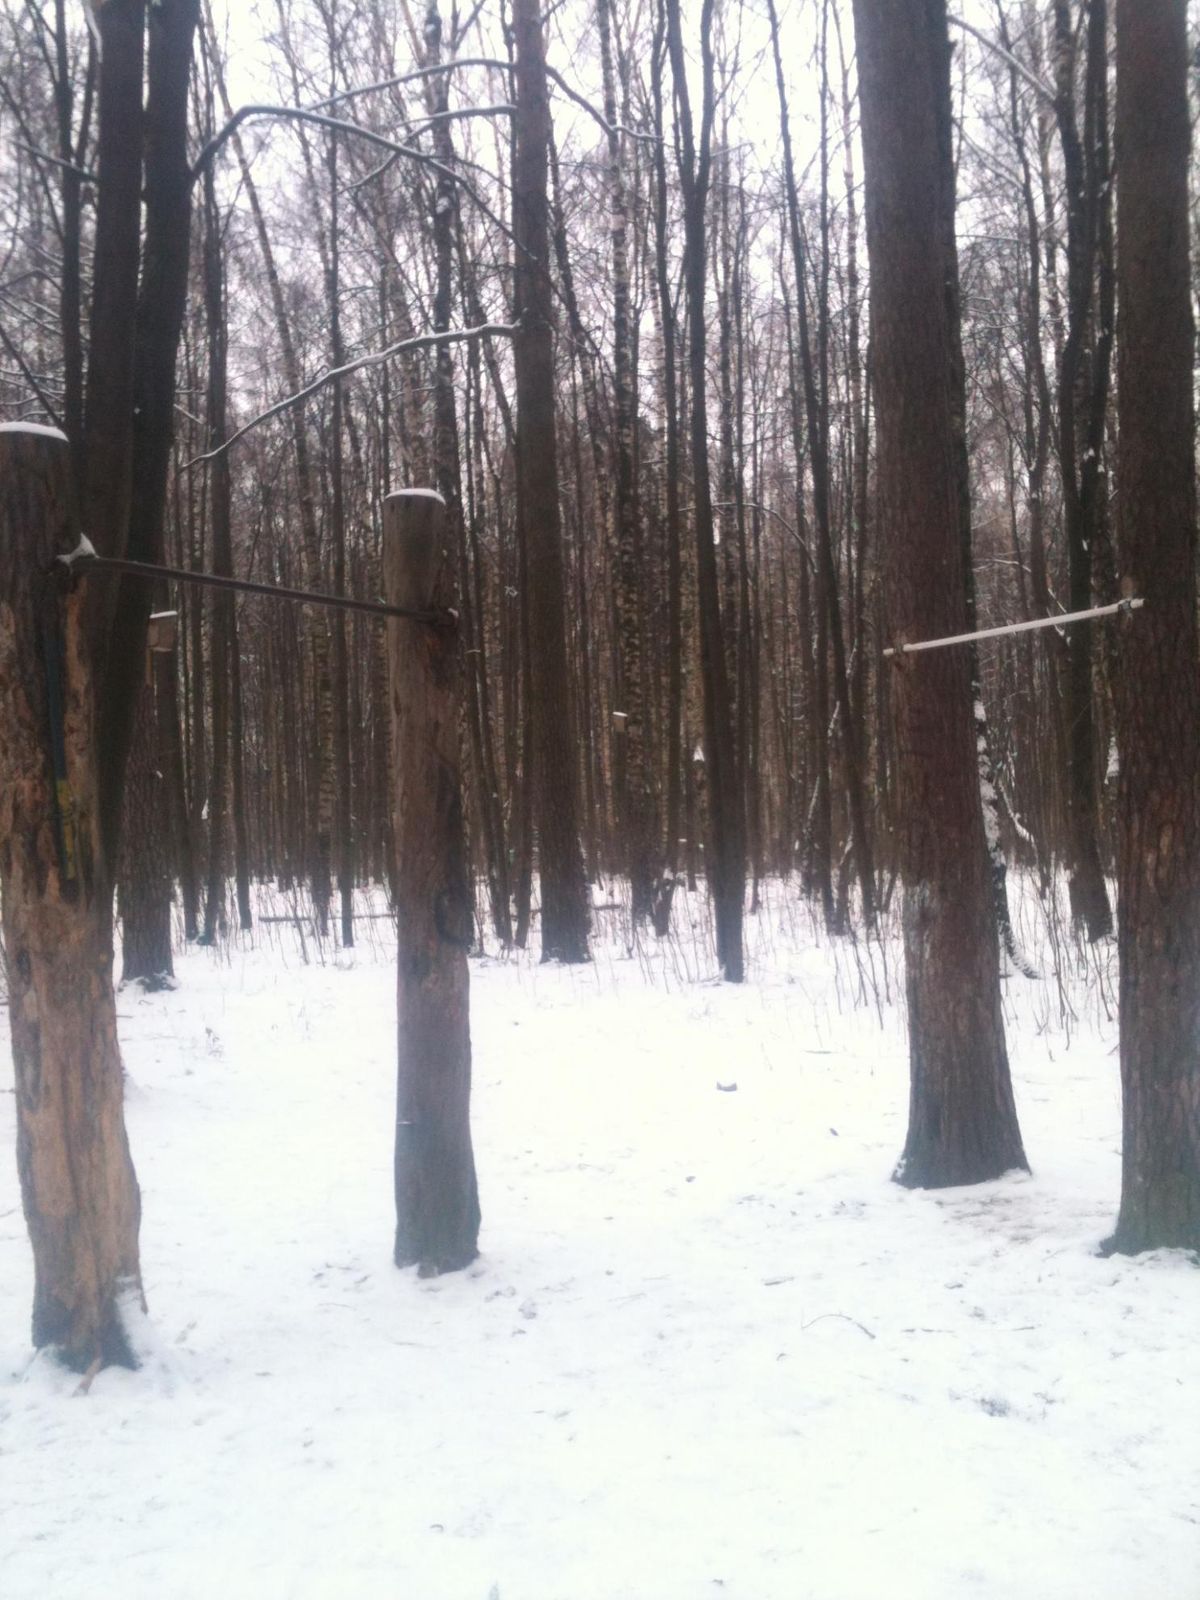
[385,489,447,506]
[0,421,68,442]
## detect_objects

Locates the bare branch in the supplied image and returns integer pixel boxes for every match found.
[193,103,418,179]
[187,322,519,467]
[14,141,96,183]
[191,102,517,247]
[310,57,513,114]
[0,318,64,428]
[544,63,661,146]
[947,13,1055,104]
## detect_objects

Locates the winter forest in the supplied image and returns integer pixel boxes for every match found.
[0,0,1198,1594]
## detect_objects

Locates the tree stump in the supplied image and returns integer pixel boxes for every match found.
[0,424,143,1370]
[383,489,480,1275]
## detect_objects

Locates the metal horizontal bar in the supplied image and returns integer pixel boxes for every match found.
[883,597,1144,658]
[69,554,449,626]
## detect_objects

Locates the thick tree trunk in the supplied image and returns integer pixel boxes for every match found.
[98,0,199,870]
[0,426,143,1371]
[511,0,590,963]
[928,5,1034,979]
[384,490,480,1275]
[1107,0,1200,1254]
[81,0,143,606]
[852,0,1028,1188]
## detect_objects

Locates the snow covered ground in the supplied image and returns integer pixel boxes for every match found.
[1,881,1197,1600]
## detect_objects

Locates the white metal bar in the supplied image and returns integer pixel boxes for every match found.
[883,597,1144,658]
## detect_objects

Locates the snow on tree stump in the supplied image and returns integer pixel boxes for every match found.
[0,423,143,1371]
[383,488,480,1275]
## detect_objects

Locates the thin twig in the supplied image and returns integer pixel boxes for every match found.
[800,1312,876,1340]
[14,141,96,183]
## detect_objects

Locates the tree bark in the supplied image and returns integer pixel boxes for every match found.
[384,490,480,1275]
[99,0,199,869]
[511,0,591,963]
[0,426,143,1371]
[1107,0,1200,1253]
[851,0,1028,1187]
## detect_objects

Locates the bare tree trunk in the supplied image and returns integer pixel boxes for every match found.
[99,0,199,869]
[511,0,590,963]
[230,610,253,930]
[769,0,875,933]
[665,0,745,980]
[317,14,354,951]
[929,0,1033,977]
[1054,0,1114,941]
[50,0,90,496]
[852,0,1028,1187]
[598,0,655,926]
[198,155,232,947]
[0,427,143,1371]
[81,0,143,633]
[160,639,199,940]
[422,2,511,948]
[1107,0,1200,1254]
[119,655,176,984]
[649,11,683,934]
[384,490,480,1275]
[207,2,334,935]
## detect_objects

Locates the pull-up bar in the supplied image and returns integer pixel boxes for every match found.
[52,536,450,627]
[883,596,1144,659]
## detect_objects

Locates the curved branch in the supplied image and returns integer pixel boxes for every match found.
[187,322,519,467]
[544,62,660,145]
[191,103,516,246]
[311,57,514,113]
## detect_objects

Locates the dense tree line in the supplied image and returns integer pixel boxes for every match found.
[0,0,1197,1373]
